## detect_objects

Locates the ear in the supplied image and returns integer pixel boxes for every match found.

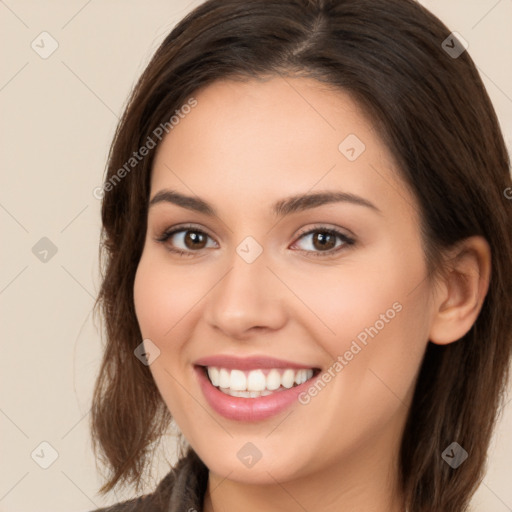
[428,236,491,345]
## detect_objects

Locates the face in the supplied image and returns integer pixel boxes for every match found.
[133,76,436,485]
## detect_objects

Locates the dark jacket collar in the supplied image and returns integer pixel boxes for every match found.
[92,448,209,512]
[167,448,209,511]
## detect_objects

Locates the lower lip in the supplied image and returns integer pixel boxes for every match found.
[195,366,318,422]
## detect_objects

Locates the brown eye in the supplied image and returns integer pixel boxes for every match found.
[183,231,208,249]
[311,232,337,251]
[156,225,217,256]
[292,227,355,258]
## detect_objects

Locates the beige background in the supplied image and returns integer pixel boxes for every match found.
[1,1,511,511]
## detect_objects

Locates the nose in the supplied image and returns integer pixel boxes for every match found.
[203,247,287,340]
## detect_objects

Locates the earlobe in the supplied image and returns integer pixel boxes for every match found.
[428,236,491,346]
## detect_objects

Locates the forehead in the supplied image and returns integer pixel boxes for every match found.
[154,76,376,169]
[150,76,413,218]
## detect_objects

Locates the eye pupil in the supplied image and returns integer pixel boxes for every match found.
[313,232,336,250]
[185,231,207,249]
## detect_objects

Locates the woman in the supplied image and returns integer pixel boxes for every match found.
[90,0,512,511]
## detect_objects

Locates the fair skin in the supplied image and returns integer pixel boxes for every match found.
[133,76,490,512]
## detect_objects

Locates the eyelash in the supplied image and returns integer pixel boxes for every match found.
[154,223,356,259]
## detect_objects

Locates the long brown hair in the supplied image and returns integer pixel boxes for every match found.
[91,0,512,510]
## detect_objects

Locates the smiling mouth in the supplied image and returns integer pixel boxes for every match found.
[199,365,321,398]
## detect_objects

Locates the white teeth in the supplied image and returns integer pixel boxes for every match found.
[281,369,295,389]
[220,389,274,398]
[250,389,273,397]
[206,366,315,396]
[208,367,219,386]
[229,369,247,391]
[295,369,309,385]
[219,368,230,388]
[247,369,266,391]
[266,369,281,390]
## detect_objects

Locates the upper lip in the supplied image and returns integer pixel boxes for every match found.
[194,355,319,371]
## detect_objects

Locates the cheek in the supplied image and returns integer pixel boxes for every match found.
[133,252,203,341]
[328,270,430,415]
[133,253,201,415]
[292,271,430,459]
[287,245,430,396]
[281,260,408,352]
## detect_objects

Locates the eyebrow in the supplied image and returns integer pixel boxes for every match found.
[149,188,382,217]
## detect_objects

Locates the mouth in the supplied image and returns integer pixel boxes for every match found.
[193,354,323,421]
[199,365,321,398]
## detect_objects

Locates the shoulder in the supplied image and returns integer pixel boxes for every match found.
[87,449,208,512]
